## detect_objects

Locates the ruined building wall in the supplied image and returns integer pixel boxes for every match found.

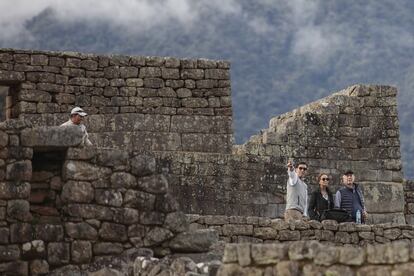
[0,48,407,223]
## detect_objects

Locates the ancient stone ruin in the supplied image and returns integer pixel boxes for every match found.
[0,48,413,275]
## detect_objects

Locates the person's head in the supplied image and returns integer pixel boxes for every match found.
[318,173,330,190]
[342,170,355,188]
[70,107,87,125]
[295,162,308,178]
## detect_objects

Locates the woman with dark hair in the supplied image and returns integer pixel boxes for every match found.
[308,173,335,221]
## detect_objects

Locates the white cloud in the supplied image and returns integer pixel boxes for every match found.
[0,0,242,42]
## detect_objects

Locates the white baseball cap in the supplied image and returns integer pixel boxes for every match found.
[70,107,87,117]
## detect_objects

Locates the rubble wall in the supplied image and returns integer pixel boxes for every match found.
[218,240,414,275]
[187,215,414,245]
[0,122,193,275]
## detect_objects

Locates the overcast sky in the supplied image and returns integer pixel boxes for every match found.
[1,0,413,178]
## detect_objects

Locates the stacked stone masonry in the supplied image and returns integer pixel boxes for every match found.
[188,215,414,245]
[218,240,414,275]
[0,122,211,275]
[0,49,233,154]
[0,48,409,222]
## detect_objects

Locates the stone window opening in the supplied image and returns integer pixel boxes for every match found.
[30,148,67,224]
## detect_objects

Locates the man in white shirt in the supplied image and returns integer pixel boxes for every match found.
[60,107,92,146]
[285,160,308,221]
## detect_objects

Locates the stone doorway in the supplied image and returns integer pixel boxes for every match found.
[30,148,67,223]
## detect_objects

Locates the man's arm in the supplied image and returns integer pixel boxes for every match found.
[287,169,298,186]
[334,190,341,208]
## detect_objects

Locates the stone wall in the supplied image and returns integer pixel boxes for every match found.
[188,215,414,245]
[218,240,414,275]
[1,123,218,275]
[405,180,414,224]
[234,85,405,223]
[0,49,233,154]
[0,48,408,222]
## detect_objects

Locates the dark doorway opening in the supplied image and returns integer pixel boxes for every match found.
[30,148,67,223]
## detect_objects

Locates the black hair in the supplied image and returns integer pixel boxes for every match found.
[295,161,307,168]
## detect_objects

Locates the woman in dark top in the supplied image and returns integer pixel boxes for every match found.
[308,173,335,221]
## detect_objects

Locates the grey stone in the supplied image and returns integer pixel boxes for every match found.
[21,126,84,147]
[168,229,219,253]
[251,243,288,264]
[6,160,32,181]
[237,243,251,267]
[164,212,189,233]
[0,182,30,199]
[34,224,64,242]
[7,200,32,221]
[0,245,20,261]
[71,240,92,264]
[137,175,168,194]
[110,172,136,188]
[130,154,156,176]
[93,242,124,255]
[63,161,111,181]
[61,181,94,203]
[47,242,70,266]
[144,227,174,247]
[99,222,127,242]
[339,246,365,265]
[30,259,49,275]
[65,222,98,240]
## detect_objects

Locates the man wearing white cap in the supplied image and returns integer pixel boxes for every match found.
[60,107,92,146]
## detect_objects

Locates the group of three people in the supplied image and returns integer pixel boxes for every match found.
[285,160,368,223]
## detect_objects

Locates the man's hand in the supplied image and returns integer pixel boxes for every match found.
[287,160,294,171]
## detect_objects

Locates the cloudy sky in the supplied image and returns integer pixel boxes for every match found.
[1,0,414,178]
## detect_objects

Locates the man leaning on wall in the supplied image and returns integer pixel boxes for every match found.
[60,107,92,146]
[285,160,309,221]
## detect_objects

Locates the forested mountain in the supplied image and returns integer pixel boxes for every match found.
[1,0,413,178]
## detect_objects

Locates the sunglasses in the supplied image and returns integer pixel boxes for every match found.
[321,178,330,181]
[298,167,307,171]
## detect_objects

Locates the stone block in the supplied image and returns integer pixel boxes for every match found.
[47,242,70,266]
[34,224,64,242]
[383,228,401,240]
[113,208,139,225]
[95,189,122,207]
[124,189,156,210]
[63,161,111,181]
[0,71,25,82]
[7,200,32,221]
[335,231,352,244]
[253,227,278,239]
[251,243,287,265]
[181,98,209,108]
[222,224,253,236]
[0,261,28,276]
[276,261,300,276]
[236,243,251,267]
[367,241,410,264]
[0,182,30,199]
[279,230,300,241]
[99,222,127,242]
[0,245,20,261]
[22,240,46,260]
[137,175,168,194]
[61,181,94,203]
[10,223,33,243]
[144,227,174,247]
[130,154,156,177]
[65,222,98,240]
[93,242,124,255]
[164,212,189,233]
[6,161,32,181]
[65,204,114,220]
[361,182,405,213]
[71,240,92,264]
[322,220,338,231]
[314,246,339,266]
[0,227,9,244]
[21,126,84,147]
[30,260,49,275]
[339,246,365,265]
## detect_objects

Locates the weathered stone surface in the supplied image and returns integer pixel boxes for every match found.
[95,189,123,207]
[30,259,49,275]
[339,246,365,265]
[124,189,156,210]
[144,227,174,247]
[47,242,70,266]
[34,224,64,242]
[288,241,321,261]
[137,175,168,194]
[7,199,32,221]
[164,212,189,233]
[6,161,32,181]
[99,222,127,242]
[63,161,111,181]
[71,240,92,264]
[110,172,136,188]
[65,204,114,220]
[168,229,219,252]
[93,242,124,255]
[130,154,156,176]
[0,245,20,261]
[367,241,410,264]
[61,180,94,203]
[0,182,30,199]
[237,243,251,267]
[251,243,288,264]
[0,261,28,276]
[65,222,98,240]
[253,227,278,239]
[314,246,339,266]
[279,230,300,241]
[21,126,84,147]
